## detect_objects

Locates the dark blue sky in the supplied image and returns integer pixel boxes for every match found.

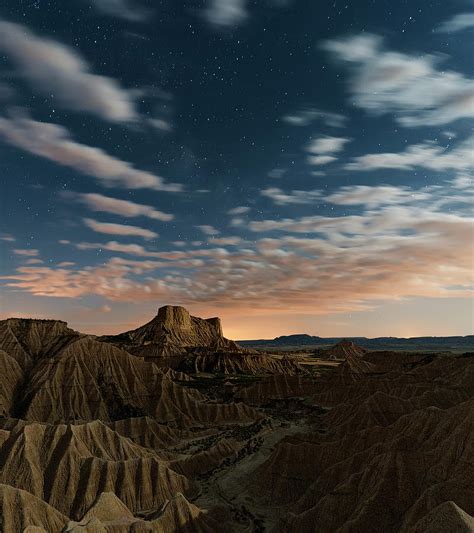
[0,0,472,338]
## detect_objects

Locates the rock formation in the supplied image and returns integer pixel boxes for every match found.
[101,305,242,362]
[323,338,367,359]
[101,305,304,375]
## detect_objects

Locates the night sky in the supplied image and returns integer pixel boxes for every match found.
[0,0,473,339]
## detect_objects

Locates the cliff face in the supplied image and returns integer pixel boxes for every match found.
[99,306,305,375]
[101,305,242,360]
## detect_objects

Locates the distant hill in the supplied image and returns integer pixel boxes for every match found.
[238,334,474,352]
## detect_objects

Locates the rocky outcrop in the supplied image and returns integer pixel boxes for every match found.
[0,318,79,367]
[249,353,474,532]
[99,305,304,375]
[0,320,260,426]
[0,349,24,417]
[101,305,241,361]
[323,338,367,359]
[66,492,218,532]
[409,501,474,533]
[0,421,196,519]
[0,484,68,532]
[178,351,304,376]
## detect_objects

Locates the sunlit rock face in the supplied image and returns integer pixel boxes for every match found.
[100,305,242,361]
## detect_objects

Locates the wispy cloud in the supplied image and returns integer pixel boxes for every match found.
[283,108,347,128]
[148,118,173,132]
[326,185,430,207]
[83,218,158,239]
[306,135,350,166]
[90,0,151,22]
[452,174,472,189]
[197,224,220,236]
[346,136,474,171]
[268,168,286,179]
[13,249,39,257]
[69,192,174,221]
[0,113,182,192]
[77,240,162,258]
[0,19,137,123]
[307,155,337,166]
[261,187,321,205]
[307,136,350,155]
[204,0,248,27]
[227,206,250,215]
[209,236,242,246]
[437,12,474,33]
[323,33,474,126]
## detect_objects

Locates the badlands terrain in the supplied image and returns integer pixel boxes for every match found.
[0,305,473,532]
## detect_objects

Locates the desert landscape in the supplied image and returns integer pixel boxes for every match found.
[0,305,472,532]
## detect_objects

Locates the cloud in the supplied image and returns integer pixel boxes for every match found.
[0,20,137,123]
[324,33,380,62]
[0,114,182,192]
[322,33,474,126]
[13,249,39,256]
[437,12,474,33]
[4,173,472,320]
[307,155,337,166]
[209,236,242,246]
[205,0,248,27]
[442,130,457,139]
[69,192,174,221]
[90,0,151,22]
[268,168,286,179]
[77,240,160,257]
[148,118,173,132]
[197,224,220,235]
[326,185,430,207]
[0,234,16,242]
[346,136,474,172]
[305,135,349,166]
[452,174,472,189]
[4,186,472,315]
[73,240,233,264]
[307,136,350,154]
[83,218,158,239]
[227,206,250,215]
[283,108,347,128]
[261,187,321,205]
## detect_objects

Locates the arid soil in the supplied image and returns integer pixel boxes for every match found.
[0,307,472,532]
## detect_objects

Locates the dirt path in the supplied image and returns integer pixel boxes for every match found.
[195,417,312,531]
